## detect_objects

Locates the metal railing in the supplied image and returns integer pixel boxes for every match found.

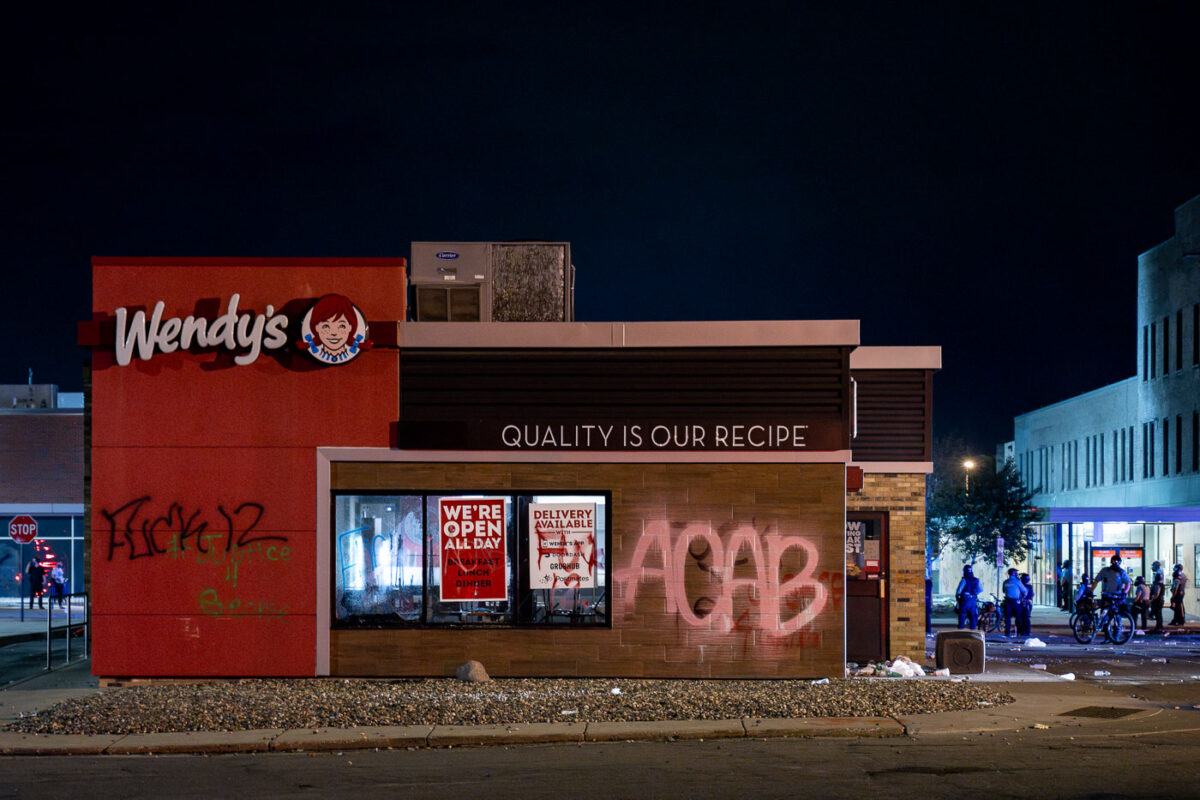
[37,592,90,670]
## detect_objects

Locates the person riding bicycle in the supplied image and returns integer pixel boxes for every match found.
[956,565,982,629]
[1074,574,1093,609]
[1091,555,1132,612]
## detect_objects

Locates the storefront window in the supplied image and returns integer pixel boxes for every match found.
[0,516,85,605]
[332,491,609,628]
[334,495,424,624]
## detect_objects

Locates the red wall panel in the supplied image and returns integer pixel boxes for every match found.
[90,258,404,677]
[92,614,316,677]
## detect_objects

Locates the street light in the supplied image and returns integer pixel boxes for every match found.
[963,459,976,494]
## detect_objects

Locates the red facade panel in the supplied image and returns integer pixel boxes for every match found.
[90,258,405,676]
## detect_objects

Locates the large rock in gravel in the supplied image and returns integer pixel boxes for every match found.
[455,661,490,682]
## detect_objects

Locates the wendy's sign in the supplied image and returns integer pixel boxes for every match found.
[110,294,370,367]
[297,294,371,365]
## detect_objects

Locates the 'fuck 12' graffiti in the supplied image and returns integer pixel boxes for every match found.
[100,495,292,614]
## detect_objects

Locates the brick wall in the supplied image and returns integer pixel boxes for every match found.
[846,472,927,661]
[330,461,846,678]
[0,413,84,503]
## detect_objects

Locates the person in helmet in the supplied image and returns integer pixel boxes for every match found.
[1091,555,1132,615]
[1002,568,1024,637]
[956,565,982,629]
[1131,575,1150,630]
[1149,563,1166,634]
[1017,572,1034,636]
[1169,563,1188,626]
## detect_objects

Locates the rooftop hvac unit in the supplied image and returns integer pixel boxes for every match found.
[410,242,574,322]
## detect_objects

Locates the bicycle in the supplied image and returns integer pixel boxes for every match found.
[1072,593,1134,644]
[976,593,1001,633]
[1068,594,1095,631]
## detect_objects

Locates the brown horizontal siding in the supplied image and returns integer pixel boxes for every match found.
[851,370,933,462]
[400,346,851,420]
[330,461,845,678]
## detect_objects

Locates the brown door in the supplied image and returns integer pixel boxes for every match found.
[845,512,889,662]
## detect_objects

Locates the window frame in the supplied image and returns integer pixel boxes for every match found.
[331,488,613,630]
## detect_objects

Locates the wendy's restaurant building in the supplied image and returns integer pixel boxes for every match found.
[79,255,939,680]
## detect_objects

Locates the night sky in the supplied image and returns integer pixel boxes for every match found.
[5,2,1200,455]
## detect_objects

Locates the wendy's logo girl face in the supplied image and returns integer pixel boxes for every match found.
[299,295,371,364]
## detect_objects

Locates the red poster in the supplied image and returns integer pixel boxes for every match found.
[439,498,507,602]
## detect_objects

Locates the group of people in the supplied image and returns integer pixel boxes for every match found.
[954,565,1036,636]
[956,556,1190,636]
[22,557,67,609]
[1073,558,1188,634]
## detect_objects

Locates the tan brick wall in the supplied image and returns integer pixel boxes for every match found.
[846,473,926,662]
[330,461,846,678]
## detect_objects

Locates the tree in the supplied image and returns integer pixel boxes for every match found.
[927,448,1041,568]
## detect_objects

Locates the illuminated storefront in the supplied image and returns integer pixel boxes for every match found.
[81,257,938,678]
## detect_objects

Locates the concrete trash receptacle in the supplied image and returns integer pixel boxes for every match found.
[935,630,986,674]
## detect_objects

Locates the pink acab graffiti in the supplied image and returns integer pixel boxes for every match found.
[615,521,828,637]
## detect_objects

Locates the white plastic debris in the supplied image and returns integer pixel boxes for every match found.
[1134,630,1145,636]
[1059,673,1075,680]
[610,687,622,694]
[812,678,830,685]
[934,668,950,677]
[560,709,578,716]
[1093,670,1111,677]
[1031,664,1047,670]
[1151,658,1167,663]
[1023,638,1046,648]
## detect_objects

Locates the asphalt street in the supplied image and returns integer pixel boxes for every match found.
[2,714,1200,800]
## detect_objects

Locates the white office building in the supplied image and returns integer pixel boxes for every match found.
[1005,194,1200,620]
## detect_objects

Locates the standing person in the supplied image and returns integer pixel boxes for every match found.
[1002,568,1023,637]
[50,562,66,609]
[1131,575,1150,630]
[23,557,46,610]
[956,565,982,630]
[1060,559,1074,613]
[1142,573,1161,633]
[1150,567,1166,634]
[1018,572,1034,636]
[1169,563,1187,626]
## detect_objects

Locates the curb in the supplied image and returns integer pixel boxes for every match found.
[0,715,905,756]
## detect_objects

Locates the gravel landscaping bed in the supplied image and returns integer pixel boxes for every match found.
[4,678,1014,736]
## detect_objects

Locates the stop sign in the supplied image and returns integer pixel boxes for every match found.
[8,515,37,544]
